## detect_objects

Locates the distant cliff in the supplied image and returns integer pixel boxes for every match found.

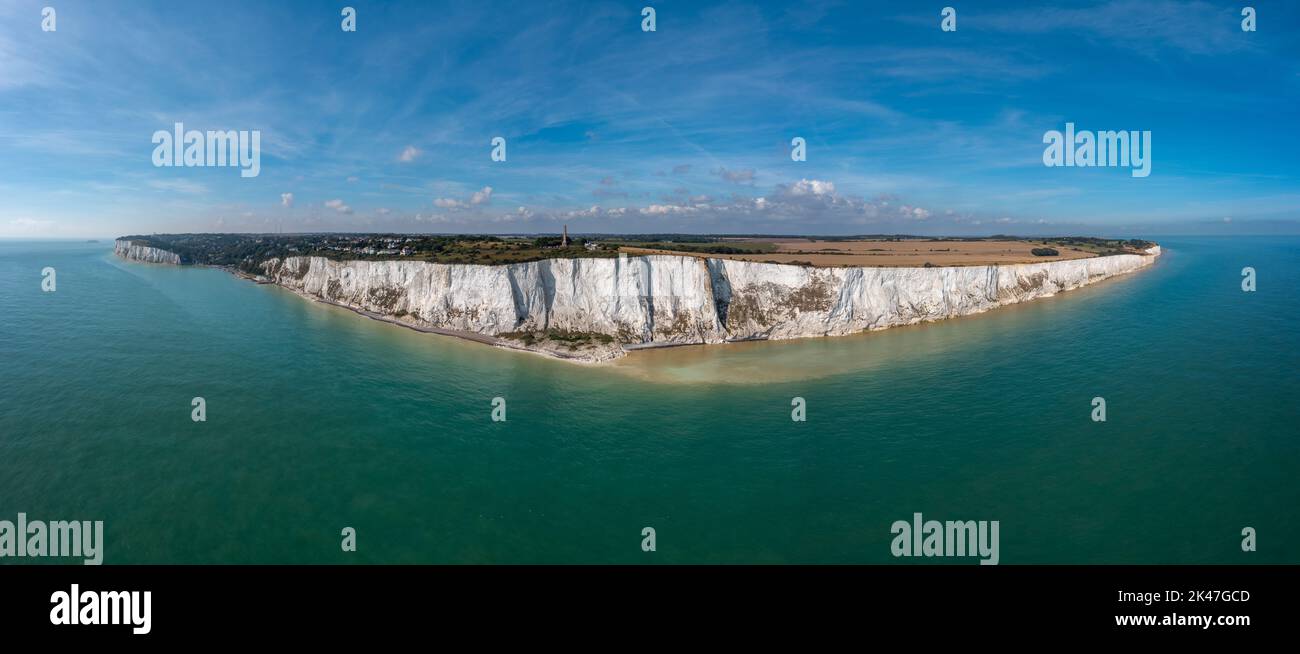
[258,246,1161,362]
[114,239,182,265]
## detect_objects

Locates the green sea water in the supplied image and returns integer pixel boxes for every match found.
[1,237,1297,563]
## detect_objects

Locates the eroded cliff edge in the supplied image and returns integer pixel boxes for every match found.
[114,239,182,265]
[251,246,1160,362]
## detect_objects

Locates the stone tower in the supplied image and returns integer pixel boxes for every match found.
[562,224,569,247]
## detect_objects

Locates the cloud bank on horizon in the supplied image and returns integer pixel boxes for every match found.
[1,0,1297,237]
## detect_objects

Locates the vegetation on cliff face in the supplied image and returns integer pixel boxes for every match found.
[498,329,615,350]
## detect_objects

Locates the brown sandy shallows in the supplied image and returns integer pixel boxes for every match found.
[621,239,1099,267]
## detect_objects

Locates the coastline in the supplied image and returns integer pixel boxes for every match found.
[272,281,617,364]
[113,238,1161,364]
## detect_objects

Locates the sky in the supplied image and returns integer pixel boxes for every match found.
[1,0,1297,238]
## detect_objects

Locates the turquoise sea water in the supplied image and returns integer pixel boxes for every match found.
[1,237,1296,563]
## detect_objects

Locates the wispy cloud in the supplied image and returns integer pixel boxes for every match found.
[714,168,756,185]
[971,0,1255,56]
[0,0,1296,237]
[147,179,209,194]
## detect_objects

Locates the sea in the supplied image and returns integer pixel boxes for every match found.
[1,236,1296,563]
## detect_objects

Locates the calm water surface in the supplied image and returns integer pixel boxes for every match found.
[1,237,1296,563]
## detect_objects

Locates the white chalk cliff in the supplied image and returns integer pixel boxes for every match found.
[114,238,1160,361]
[250,246,1160,361]
[114,239,182,265]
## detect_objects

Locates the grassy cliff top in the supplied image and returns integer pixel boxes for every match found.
[119,233,1156,270]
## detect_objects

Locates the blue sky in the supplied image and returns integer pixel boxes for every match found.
[1,0,1297,237]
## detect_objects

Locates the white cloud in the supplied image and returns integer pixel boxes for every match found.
[641,204,698,215]
[324,199,353,214]
[781,179,835,197]
[280,192,294,207]
[435,186,493,209]
[379,178,963,233]
[899,205,929,220]
[398,145,420,162]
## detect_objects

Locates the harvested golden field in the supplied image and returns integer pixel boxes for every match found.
[620,239,1102,267]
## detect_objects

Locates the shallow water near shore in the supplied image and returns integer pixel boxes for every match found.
[608,270,1145,385]
[1,236,1297,563]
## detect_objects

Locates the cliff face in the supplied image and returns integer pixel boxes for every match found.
[114,239,182,265]
[260,247,1160,359]
[710,247,1161,340]
[260,254,722,347]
